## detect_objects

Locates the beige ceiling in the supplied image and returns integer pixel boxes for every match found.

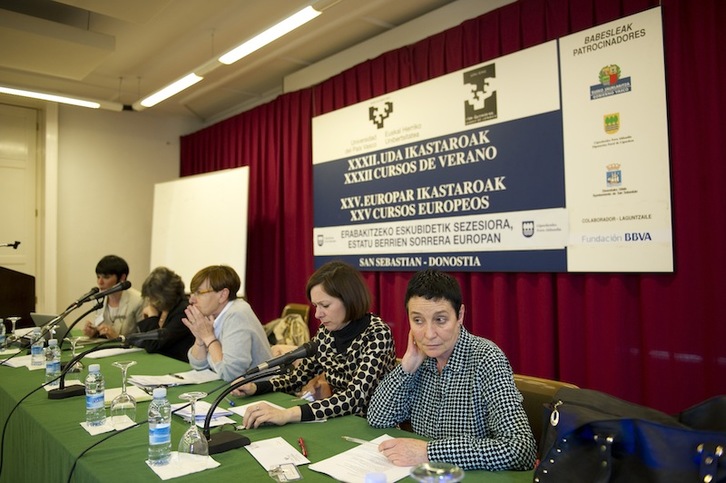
[0,0,474,122]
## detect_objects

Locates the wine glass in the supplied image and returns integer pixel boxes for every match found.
[410,462,465,483]
[110,360,137,429]
[177,391,209,460]
[7,316,20,337]
[63,336,83,372]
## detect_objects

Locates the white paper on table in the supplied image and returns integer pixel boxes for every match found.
[146,452,220,480]
[42,379,83,392]
[85,347,143,358]
[308,434,413,483]
[0,347,21,357]
[171,400,232,421]
[80,415,135,434]
[104,385,152,405]
[0,354,33,368]
[129,368,220,387]
[245,436,310,471]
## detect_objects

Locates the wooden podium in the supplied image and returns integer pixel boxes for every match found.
[0,266,35,331]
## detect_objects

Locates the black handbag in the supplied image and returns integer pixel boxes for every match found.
[534,387,726,483]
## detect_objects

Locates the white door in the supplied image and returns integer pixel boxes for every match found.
[0,103,38,277]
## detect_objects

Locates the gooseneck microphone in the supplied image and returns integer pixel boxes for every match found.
[245,340,319,376]
[47,329,166,400]
[66,287,100,310]
[90,281,132,300]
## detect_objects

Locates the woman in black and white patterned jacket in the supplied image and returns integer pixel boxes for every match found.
[232,260,396,426]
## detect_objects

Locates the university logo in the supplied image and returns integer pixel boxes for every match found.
[604,112,620,135]
[590,64,632,100]
[369,101,393,129]
[464,63,497,125]
[317,234,324,247]
[522,221,534,238]
[606,163,622,187]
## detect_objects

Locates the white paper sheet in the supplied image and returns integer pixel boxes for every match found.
[308,434,413,483]
[245,436,310,471]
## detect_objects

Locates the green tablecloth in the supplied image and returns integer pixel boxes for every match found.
[0,349,533,482]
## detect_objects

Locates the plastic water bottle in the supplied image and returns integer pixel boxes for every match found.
[148,386,172,465]
[85,364,106,426]
[44,339,62,387]
[30,327,45,366]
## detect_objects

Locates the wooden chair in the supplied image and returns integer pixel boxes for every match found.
[513,374,579,457]
[281,303,310,326]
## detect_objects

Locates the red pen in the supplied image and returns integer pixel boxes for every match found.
[298,437,308,457]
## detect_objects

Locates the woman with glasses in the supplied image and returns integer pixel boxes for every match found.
[182,265,272,382]
[136,266,194,362]
[231,260,396,427]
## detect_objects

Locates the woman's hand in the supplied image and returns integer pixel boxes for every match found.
[378,438,429,466]
[242,403,301,429]
[400,330,425,374]
[230,381,257,397]
[182,304,216,343]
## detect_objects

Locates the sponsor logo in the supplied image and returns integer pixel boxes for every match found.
[522,221,534,238]
[604,112,620,134]
[464,63,497,125]
[369,101,393,129]
[590,64,632,100]
[606,163,622,187]
[316,234,324,247]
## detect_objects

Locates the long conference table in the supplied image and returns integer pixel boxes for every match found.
[0,347,534,482]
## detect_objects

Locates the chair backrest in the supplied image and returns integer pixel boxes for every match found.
[281,303,310,326]
[513,374,579,457]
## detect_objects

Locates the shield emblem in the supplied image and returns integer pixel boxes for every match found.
[317,234,324,247]
[522,221,534,238]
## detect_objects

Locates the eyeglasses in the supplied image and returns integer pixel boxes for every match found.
[191,288,215,297]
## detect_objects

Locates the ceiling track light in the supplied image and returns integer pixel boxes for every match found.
[218,6,322,65]
[0,85,125,111]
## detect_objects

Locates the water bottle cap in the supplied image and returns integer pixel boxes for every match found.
[364,473,387,483]
[153,387,167,399]
[89,364,101,373]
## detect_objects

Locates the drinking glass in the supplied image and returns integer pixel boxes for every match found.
[7,317,20,336]
[63,336,83,372]
[177,391,209,459]
[110,360,137,429]
[410,462,465,483]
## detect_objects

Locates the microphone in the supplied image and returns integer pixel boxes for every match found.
[119,328,166,347]
[67,287,100,309]
[47,330,165,399]
[246,340,318,376]
[90,281,131,300]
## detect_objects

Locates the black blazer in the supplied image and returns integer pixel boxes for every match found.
[137,296,194,362]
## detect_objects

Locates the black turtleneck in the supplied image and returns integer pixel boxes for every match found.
[332,313,371,354]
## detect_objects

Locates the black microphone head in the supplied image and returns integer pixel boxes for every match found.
[303,339,319,357]
[120,280,132,289]
[90,287,100,294]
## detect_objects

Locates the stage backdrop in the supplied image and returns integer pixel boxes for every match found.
[313,8,672,273]
[180,0,726,415]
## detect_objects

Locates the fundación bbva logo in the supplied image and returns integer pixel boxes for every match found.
[464,63,497,125]
[369,101,393,129]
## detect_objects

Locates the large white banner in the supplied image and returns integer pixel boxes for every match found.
[312,7,672,272]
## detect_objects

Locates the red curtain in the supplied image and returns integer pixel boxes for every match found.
[181,0,726,413]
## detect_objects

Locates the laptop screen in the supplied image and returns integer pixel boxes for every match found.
[30,313,69,345]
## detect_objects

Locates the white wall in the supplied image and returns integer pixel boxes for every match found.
[51,106,200,313]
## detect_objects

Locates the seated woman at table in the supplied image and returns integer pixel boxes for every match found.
[182,265,272,382]
[366,269,536,471]
[231,260,397,428]
[136,266,194,362]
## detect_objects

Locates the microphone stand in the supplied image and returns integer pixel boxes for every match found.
[203,365,290,454]
[58,300,103,350]
[47,340,127,399]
